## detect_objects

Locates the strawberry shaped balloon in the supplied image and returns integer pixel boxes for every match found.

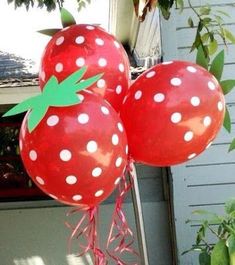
[4,68,128,207]
[39,23,130,112]
[120,61,225,166]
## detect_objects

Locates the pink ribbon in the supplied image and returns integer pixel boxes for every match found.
[106,158,139,265]
[65,206,107,265]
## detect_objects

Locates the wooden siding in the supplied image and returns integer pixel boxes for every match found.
[161,1,235,264]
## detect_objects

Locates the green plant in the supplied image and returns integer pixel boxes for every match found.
[183,198,235,265]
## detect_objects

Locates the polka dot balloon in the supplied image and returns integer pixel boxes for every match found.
[20,91,128,207]
[120,61,225,166]
[39,24,130,113]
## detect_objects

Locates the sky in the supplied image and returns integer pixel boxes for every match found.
[0,0,109,72]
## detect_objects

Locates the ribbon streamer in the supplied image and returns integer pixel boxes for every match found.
[107,159,139,264]
[65,206,107,265]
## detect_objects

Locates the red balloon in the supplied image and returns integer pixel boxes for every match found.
[19,92,128,207]
[120,61,225,166]
[39,24,130,112]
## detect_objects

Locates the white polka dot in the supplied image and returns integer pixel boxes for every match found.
[162,61,173,65]
[117,122,124,132]
[47,115,59,126]
[206,141,213,149]
[191,96,200,106]
[36,176,45,185]
[78,113,89,124]
[66,175,77,185]
[184,131,194,142]
[203,116,212,127]
[92,167,102,177]
[95,190,104,197]
[41,71,45,81]
[114,40,120,48]
[56,36,64,46]
[171,112,182,123]
[208,81,216,90]
[55,63,63,72]
[29,150,37,161]
[101,106,110,115]
[73,194,82,201]
[97,79,106,88]
[112,134,119,145]
[188,153,196,159]
[146,71,156,78]
[116,85,122,94]
[78,94,85,102]
[86,25,95,30]
[171,78,182,86]
[134,90,142,100]
[119,63,125,72]
[115,177,121,185]
[187,66,197,73]
[218,101,223,111]
[154,93,165,103]
[98,58,107,67]
[60,149,72,161]
[87,141,98,153]
[125,145,128,155]
[76,57,85,67]
[115,157,122,167]
[75,36,85,44]
[95,38,104,46]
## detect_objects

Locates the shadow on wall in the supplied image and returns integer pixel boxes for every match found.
[13,254,93,265]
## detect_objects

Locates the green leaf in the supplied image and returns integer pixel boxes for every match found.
[27,106,48,133]
[225,198,235,214]
[229,138,235,152]
[209,50,224,81]
[199,251,211,265]
[201,33,210,43]
[216,10,230,18]
[60,8,76,28]
[208,39,218,55]
[199,6,211,16]
[211,240,229,265]
[50,93,80,107]
[228,235,235,265]
[223,29,235,44]
[176,0,184,12]
[188,17,194,27]
[196,45,209,69]
[37,28,61,36]
[223,107,231,133]
[220,80,235,95]
[73,73,104,93]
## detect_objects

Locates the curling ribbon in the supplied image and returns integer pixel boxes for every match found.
[65,206,107,265]
[106,158,139,265]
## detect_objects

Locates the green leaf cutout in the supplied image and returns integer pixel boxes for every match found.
[196,45,208,70]
[223,106,231,133]
[229,138,235,152]
[37,28,62,36]
[3,67,103,133]
[211,240,229,265]
[220,80,235,95]
[210,50,224,81]
[227,235,235,265]
[61,8,76,28]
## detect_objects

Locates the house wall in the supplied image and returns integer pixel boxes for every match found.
[161,1,235,264]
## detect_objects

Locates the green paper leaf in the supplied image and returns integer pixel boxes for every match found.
[211,240,229,265]
[223,106,231,133]
[73,73,104,93]
[2,96,40,117]
[50,93,80,107]
[210,50,224,81]
[199,251,211,265]
[28,106,48,133]
[37,28,61,36]
[220,80,235,95]
[227,235,235,265]
[196,45,209,70]
[229,138,235,152]
[60,8,76,28]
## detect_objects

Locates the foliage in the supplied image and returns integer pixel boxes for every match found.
[183,198,235,265]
